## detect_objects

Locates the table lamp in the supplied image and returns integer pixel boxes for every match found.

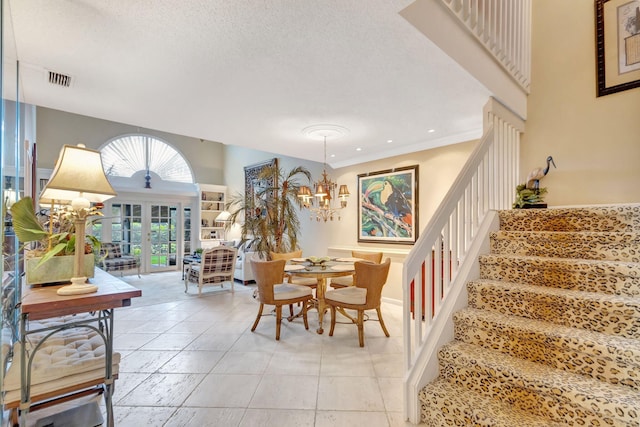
[40,144,117,295]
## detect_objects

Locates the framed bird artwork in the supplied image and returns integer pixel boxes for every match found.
[358,165,418,244]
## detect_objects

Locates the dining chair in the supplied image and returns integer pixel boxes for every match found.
[330,250,383,289]
[250,259,313,340]
[184,246,237,296]
[269,250,318,290]
[325,258,391,347]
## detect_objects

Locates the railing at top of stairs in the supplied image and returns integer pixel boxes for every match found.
[402,97,525,423]
[440,0,531,92]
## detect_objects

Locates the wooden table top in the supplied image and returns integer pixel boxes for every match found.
[21,269,142,320]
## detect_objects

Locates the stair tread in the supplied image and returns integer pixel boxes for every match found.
[470,278,640,303]
[441,341,640,407]
[479,252,640,269]
[420,378,565,426]
[455,307,640,366]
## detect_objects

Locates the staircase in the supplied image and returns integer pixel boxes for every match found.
[418,205,640,426]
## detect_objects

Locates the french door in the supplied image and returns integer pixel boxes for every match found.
[108,201,183,274]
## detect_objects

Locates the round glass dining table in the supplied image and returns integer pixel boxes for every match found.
[285,259,356,334]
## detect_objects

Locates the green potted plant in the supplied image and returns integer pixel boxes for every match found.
[10,197,103,284]
[226,164,310,259]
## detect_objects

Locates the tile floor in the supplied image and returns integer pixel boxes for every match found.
[107,271,411,426]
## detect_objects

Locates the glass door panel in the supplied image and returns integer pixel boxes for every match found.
[148,204,178,272]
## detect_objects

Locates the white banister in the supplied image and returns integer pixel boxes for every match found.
[402,97,524,423]
[440,0,531,92]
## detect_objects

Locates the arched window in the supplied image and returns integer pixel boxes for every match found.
[101,135,194,183]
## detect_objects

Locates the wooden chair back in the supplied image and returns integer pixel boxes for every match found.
[354,258,391,309]
[352,250,383,264]
[250,259,286,304]
[269,250,303,261]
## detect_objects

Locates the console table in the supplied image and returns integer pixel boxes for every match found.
[10,269,141,426]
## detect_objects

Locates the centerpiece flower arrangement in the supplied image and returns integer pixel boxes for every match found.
[305,256,330,266]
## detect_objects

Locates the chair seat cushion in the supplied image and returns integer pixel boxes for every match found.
[325,286,367,305]
[289,276,318,287]
[273,283,312,300]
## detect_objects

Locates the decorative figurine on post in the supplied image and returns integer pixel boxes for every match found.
[513,156,556,209]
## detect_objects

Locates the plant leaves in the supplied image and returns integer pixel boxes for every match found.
[10,197,46,243]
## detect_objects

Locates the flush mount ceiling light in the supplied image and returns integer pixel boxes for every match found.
[298,125,350,222]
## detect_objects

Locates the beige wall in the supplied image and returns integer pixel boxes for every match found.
[522,1,640,206]
[36,107,225,184]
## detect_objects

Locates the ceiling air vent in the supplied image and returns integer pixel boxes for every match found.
[47,70,72,87]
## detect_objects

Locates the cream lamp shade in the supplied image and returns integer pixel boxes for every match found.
[39,144,117,205]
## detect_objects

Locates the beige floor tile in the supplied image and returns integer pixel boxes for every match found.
[317,376,385,411]
[378,377,404,412]
[265,351,321,376]
[387,411,416,426]
[167,320,214,334]
[183,374,261,407]
[371,352,405,378]
[211,351,273,374]
[249,374,319,410]
[315,410,390,427]
[165,407,246,426]
[121,373,205,406]
[112,372,151,404]
[120,349,180,373]
[185,332,242,351]
[229,330,280,353]
[140,332,200,351]
[112,405,176,426]
[320,351,376,377]
[239,408,316,426]
[114,332,160,351]
[159,350,225,374]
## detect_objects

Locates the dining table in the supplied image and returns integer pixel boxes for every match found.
[285,257,361,334]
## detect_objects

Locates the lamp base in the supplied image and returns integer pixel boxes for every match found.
[57,277,98,295]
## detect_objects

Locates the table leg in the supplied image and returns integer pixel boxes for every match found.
[316,278,327,334]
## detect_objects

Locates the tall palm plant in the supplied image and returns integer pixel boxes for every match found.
[227,164,311,258]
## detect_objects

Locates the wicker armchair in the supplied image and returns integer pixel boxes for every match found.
[250,259,312,340]
[325,258,391,347]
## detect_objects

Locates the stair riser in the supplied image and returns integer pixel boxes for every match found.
[454,313,640,390]
[498,206,640,232]
[419,384,563,427]
[479,255,640,297]
[438,346,638,426]
[490,232,640,262]
[467,282,640,339]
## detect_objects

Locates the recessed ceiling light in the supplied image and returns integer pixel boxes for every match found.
[356,147,362,151]
[428,129,435,133]
[387,139,393,143]
[330,154,335,158]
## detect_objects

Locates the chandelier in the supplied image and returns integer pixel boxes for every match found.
[298,134,350,222]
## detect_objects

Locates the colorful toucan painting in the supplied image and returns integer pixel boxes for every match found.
[358,166,417,243]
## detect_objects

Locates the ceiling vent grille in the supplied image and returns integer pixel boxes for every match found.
[47,70,72,87]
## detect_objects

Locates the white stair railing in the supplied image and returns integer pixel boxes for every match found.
[440,0,531,92]
[402,97,524,423]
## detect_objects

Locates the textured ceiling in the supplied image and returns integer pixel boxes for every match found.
[6,0,491,168]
